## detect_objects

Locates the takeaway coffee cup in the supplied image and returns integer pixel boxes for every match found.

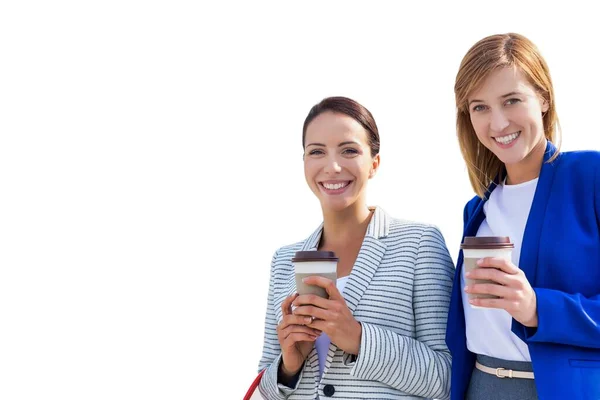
[292,251,338,298]
[461,236,514,308]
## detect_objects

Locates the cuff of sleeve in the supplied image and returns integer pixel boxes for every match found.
[342,322,362,367]
[348,323,384,380]
[259,354,303,399]
[523,287,550,342]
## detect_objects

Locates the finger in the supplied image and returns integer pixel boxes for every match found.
[281,293,299,316]
[466,267,520,286]
[465,282,513,298]
[293,305,330,321]
[283,332,319,344]
[305,318,325,333]
[301,276,342,300]
[282,313,318,326]
[468,296,512,310]
[293,293,330,309]
[281,325,321,340]
[476,257,520,274]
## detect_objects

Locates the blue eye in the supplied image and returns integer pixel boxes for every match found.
[308,149,324,156]
[342,148,359,155]
[472,104,486,112]
[505,98,521,105]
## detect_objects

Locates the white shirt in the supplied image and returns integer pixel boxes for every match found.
[315,276,350,378]
[461,178,538,361]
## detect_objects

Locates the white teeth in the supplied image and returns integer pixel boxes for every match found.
[494,131,520,145]
[323,182,348,190]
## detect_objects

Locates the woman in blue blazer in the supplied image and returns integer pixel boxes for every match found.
[446,33,600,400]
[257,97,455,399]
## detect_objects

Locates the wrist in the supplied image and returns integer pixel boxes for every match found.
[523,291,539,327]
[522,313,538,328]
[278,359,302,387]
[280,361,300,378]
[348,321,363,355]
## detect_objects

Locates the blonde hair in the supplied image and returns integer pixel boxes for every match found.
[455,33,561,197]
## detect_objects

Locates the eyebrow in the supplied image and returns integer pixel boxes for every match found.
[306,141,360,147]
[469,91,523,105]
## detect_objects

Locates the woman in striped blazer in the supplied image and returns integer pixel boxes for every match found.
[257,96,455,399]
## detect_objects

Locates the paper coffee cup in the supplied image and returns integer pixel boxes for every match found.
[292,251,338,298]
[460,236,514,308]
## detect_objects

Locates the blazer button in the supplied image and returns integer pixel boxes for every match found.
[323,384,335,397]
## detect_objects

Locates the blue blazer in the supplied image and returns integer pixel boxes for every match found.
[446,141,600,400]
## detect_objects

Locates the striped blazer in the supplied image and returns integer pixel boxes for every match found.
[258,207,454,400]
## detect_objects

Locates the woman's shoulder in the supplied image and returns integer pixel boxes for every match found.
[557,150,600,169]
[271,241,304,262]
[386,216,437,231]
[550,151,600,187]
[385,216,447,243]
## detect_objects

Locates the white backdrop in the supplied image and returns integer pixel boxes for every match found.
[1,1,599,399]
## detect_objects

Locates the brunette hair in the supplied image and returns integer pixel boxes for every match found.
[302,96,380,157]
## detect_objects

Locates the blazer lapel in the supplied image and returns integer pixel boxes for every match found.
[304,207,389,378]
[341,206,388,314]
[300,207,389,312]
[301,223,323,251]
[519,141,559,284]
[464,183,496,237]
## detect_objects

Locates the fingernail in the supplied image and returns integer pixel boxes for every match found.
[465,271,472,278]
[464,286,470,292]
[304,317,312,324]
[477,259,483,265]
[302,278,307,283]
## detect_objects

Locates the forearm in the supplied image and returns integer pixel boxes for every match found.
[345,323,451,399]
[258,250,301,398]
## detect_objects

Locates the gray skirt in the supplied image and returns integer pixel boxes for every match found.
[466,354,538,400]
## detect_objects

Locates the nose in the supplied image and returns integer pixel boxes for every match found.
[490,108,510,133]
[323,155,342,175]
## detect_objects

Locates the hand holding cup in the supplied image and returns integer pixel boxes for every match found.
[461,236,538,327]
[277,293,321,377]
[292,276,362,355]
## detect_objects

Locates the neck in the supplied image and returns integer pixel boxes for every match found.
[320,201,373,248]
[505,138,547,185]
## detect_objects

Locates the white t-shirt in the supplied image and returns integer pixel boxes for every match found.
[461,178,538,361]
[315,276,350,378]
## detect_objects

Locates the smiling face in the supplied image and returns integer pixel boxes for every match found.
[303,111,379,213]
[468,67,549,181]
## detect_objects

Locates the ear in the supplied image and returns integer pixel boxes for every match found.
[369,154,380,179]
[541,98,549,113]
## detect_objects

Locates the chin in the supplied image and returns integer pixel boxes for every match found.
[320,199,353,213]
[497,151,529,166]
[488,145,526,165]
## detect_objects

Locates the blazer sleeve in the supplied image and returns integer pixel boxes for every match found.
[525,290,600,348]
[524,162,600,348]
[344,226,454,400]
[258,250,305,399]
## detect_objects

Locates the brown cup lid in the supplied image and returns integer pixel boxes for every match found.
[292,250,339,262]
[460,236,514,249]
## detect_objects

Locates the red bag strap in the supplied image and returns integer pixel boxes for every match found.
[243,369,266,400]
